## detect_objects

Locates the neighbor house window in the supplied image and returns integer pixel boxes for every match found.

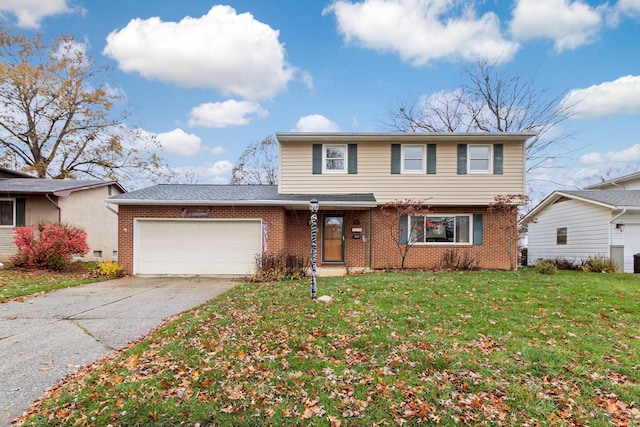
[468,145,492,173]
[0,200,14,226]
[402,145,426,173]
[557,227,567,245]
[408,215,472,244]
[323,145,347,173]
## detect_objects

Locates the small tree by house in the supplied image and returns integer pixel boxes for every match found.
[12,223,89,270]
[380,199,429,270]
[488,194,529,270]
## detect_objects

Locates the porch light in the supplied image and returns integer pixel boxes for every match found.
[616,222,625,232]
[309,198,319,299]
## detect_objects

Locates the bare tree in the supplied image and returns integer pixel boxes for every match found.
[0,26,165,180]
[231,134,278,185]
[385,60,577,174]
[380,199,429,270]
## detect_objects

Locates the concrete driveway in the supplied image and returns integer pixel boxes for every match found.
[0,276,238,426]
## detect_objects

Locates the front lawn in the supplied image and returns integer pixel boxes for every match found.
[19,270,640,426]
[0,265,104,302]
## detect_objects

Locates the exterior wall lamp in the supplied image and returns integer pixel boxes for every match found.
[616,222,625,232]
[309,198,319,299]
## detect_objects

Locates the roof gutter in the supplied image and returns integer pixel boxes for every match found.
[107,199,379,208]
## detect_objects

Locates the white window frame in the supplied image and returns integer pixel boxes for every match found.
[322,144,347,174]
[468,145,492,174]
[0,198,15,227]
[401,144,426,173]
[408,214,473,245]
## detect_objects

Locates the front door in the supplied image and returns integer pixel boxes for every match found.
[323,215,344,262]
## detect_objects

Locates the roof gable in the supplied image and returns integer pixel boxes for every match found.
[522,190,640,224]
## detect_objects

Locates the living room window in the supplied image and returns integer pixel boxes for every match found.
[402,145,425,173]
[323,145,347,173]
[468,145,492,173]
[0,200,14,226]
[408,214,472,244]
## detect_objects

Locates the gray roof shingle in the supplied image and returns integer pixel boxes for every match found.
[560,190,640,208]
[108,184,377,207]
[0,178,121,195]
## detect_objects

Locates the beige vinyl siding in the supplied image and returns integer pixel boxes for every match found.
[278,141,525,205]
[527,198,611,265]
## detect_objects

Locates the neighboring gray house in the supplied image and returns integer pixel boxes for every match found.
[0,168,125,262]
[522,189,640,272]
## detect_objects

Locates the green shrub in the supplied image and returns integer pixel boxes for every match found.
[535,260,557,275]
[97,261,124,278]
[582,255,617,273]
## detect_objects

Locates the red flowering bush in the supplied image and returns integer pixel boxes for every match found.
[12,223,89,270]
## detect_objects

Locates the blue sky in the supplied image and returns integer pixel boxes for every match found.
[1,0,639,195]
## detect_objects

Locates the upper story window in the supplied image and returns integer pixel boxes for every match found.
[323,145,347,173]
[402,145,425,173]
[457,143,503,175]
[313,144,357,175]
[468,145,492,173]
[0,200,14,226]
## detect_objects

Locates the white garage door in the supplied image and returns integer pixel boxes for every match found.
[135,219,262,275]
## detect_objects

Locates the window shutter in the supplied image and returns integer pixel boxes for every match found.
[312,144,322,174]
[15,198,26,226]
[398,214,408,244]
[493,144,503,175]
[457,144,467,175]
[426,144,436,174]
[348,144,358,174]
[391,144,401,174]
[473,214,483,245]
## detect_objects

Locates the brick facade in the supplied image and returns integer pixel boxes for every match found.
[118,204,517,274]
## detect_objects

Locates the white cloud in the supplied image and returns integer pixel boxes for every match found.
[207,146,227,155]
[323,0,518,66]
[607,0,640,25]
[188,100,268,128]
[157,128,202,156]
[103,5,295,100]
[618,0,640,14]
[0,0,76,28]
[563,75,640,120]
[292,115,341,132]
[510,0,603,52]
[579,144,640,164]
[208,160,234,176]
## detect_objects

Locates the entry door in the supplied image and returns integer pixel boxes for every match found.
[323,215,345,262]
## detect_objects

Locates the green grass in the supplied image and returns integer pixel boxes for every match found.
[19,269,640,426]
[0,264,103,302]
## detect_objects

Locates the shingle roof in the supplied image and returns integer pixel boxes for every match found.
[559,190,640,208]
[108,184,378,207]
[521,190,640,224]
[0,178,123,196]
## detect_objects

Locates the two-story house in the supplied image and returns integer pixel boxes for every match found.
[107,132,533,275]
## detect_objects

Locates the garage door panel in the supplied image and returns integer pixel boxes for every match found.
[135,220,262,275]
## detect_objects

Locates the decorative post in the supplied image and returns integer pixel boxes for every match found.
[309,198,319,299]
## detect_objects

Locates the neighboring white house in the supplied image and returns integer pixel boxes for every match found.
[521,189,640,273]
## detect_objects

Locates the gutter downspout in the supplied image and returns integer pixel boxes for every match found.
[609,209,626,253]
[45,194,61,222]
[105,201,119,215]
